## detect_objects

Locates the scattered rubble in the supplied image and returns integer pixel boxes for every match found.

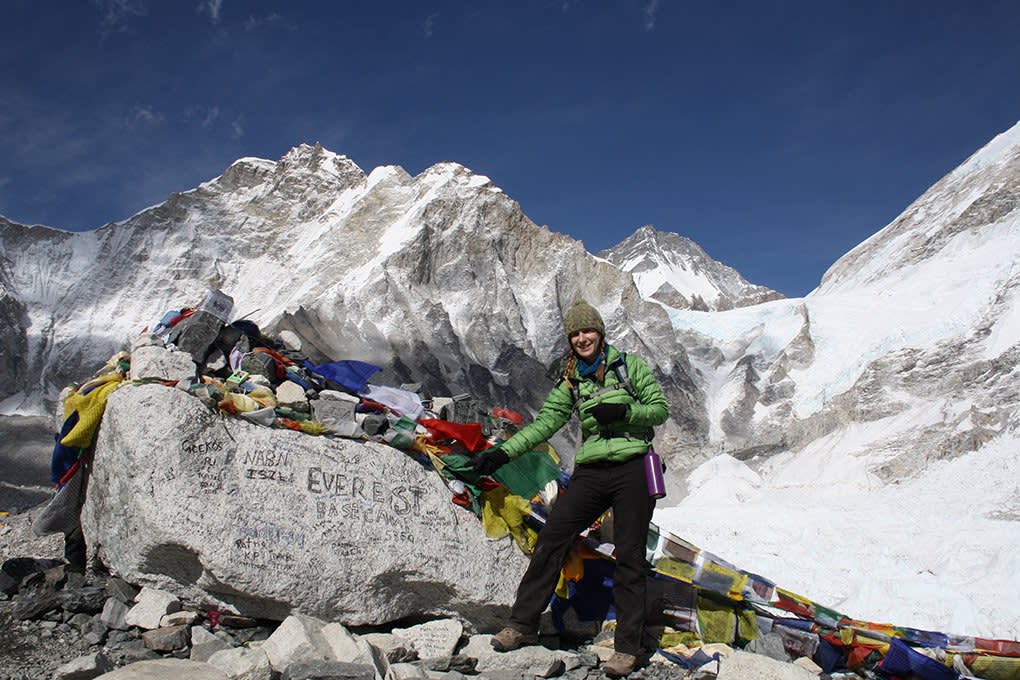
[0,552,720,680]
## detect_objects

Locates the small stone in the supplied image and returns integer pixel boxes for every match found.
[83,631,106,647]
[14,590,60,620]
[161,610,200,627]
[106,577,141,604]
[100,597,131,630]
[463,635,577,678]
[191,626,220,645]
[424,655,477,674]
[218,614,258,629]
[124,587,181,630]
[585,645,614,663]
[2,557,63,588]
[389,662,429,680]
[275,380,308,408]
[427,671,465,680]
[207,646,274,680]
[52,651,114,680]
[61,586,107,615]
[792,656,822,674]
[130,345,198,382]
[282,659,376,680]
[745,632,790,663]
[311,399,357,430]
[90,658,230,679]
[249,627,272,643]
[191,636,233,663]
[360,632,418,663]
[716,650,818,680]
[391,619,464,659]
[142,624,191,652]
[108,629,137,644]
[118,639,162,664]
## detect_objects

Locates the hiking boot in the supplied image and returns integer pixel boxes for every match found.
[603,652,638,677]
[490,626,538,652]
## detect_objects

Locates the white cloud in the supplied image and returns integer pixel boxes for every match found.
[94,0,148,32]
[197,0,223,24]
[243,12,285,31]
[201,106,220,127]
[230,116,245,140]
[127,104,165,129]
[643,0,660,31]
[423,12,438,38]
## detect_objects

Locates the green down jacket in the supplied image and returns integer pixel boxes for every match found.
[500,345,669,465]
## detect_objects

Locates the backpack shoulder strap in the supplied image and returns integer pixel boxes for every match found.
[610,352,638,399]
[568,352,638,412]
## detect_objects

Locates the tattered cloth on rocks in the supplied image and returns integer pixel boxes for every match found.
[81,383,526,627]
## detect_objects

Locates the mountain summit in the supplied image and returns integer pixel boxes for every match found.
[599,225,783,311]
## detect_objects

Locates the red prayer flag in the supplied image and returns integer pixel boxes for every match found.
[420,418,488,453]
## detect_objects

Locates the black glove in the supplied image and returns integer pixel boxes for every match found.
[472,447,510,476]
[586,402,629,425]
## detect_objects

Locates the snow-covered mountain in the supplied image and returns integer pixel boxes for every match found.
[0,144,741,457]
[657,120,1020,640]
[598,226,784,311]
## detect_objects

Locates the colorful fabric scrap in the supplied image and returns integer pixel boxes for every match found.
[60,372,125,448]
[878,638,959,680]
[492,446,561,500]
[420,418,488,453]
[480,485,537,553]
[305,359,381,393]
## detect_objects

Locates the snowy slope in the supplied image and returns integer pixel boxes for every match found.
[656,120,1020,639]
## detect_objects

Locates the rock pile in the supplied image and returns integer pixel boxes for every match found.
[0,544,866,680]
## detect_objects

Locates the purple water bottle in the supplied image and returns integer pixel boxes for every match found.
[644,447,666,499]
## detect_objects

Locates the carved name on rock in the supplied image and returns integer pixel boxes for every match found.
[82,384,527,626]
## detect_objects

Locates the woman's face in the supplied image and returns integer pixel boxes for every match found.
[569,329,601,361]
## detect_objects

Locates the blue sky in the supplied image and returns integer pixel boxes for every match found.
[2,1,1018,297]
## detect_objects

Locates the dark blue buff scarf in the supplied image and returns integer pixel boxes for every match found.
[577,354,604,379]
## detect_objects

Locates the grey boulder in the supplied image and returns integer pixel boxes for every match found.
[82,384,527,626]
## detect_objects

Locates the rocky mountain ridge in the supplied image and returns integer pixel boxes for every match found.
[1,143,771,465]
[4,121,1020,491]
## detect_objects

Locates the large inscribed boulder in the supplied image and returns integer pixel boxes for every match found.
[82,384,527,626]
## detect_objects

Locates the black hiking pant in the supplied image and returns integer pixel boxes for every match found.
[508,454,655,655]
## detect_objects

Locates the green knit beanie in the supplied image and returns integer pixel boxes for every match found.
[563,300,605,338]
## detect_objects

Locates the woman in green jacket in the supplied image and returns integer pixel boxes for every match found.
[473,299,669,676]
